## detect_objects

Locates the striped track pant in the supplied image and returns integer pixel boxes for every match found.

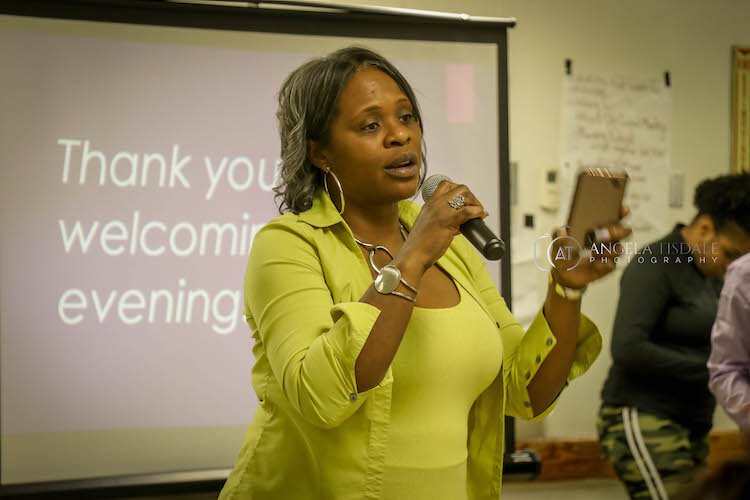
[597,405,709,499]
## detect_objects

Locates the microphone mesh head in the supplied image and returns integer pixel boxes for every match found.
[421,174,451,201]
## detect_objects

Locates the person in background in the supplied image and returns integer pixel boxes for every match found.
[598,172,750,500]
[219,46,630,499]
[708,250,750,434]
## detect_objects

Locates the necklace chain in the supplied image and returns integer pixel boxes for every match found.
[353,224,407,273]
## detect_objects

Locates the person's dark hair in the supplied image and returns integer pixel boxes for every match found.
[693,172,750,234]
[274,46,427,214]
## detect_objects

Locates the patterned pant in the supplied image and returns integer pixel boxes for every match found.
[597,406,709,499]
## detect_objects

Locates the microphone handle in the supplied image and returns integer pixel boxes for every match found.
[460,218,505,261]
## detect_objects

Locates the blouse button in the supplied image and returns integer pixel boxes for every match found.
[525,371,531,380]
[349,393,358,402]
[523,401,532,408]
[535,355,541,364]
[546,338,553,346]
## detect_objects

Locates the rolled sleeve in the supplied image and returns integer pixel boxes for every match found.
[328,302,394,398]
[504,307,602,421]
[247,224,388,429]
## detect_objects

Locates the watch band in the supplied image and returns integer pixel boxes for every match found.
[548,273,585,301]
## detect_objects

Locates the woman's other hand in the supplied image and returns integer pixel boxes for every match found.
[552,205,632,289]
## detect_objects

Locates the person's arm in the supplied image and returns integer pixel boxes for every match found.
[353,182,487,392]
[610,256,708,383]
[464,238,600,419]
[246,223,391,429]
[524,279,584,415]
[518,223,630,414]
[352,252,424,392]
[248,184,486,428]
[708,266,750,432]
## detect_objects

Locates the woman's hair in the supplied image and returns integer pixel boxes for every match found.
[274,46,427,214]
[693,171,750,234]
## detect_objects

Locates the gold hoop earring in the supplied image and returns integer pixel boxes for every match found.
[323,166,345,215]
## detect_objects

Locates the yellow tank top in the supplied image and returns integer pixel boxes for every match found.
[382,281,503,499]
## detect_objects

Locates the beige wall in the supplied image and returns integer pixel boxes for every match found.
[500,0,750,439]
[316,0,750,439]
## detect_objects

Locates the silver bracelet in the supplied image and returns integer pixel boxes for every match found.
[548,273,585,301]
[389,290,416,303]
[374,264,419,301]
[398,275,419,295]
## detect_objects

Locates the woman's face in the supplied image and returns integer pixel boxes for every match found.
[696,219,750,277]
[313,67,422,210]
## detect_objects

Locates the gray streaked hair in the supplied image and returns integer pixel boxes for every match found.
[274,46,427,214]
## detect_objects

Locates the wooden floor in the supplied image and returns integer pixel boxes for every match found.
[503,479,627,499]
[516,429,748,481]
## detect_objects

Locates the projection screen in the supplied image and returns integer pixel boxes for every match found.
[0,1,512,490]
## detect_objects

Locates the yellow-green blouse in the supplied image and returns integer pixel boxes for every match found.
[381,281,502,499]
[219,189,601,500]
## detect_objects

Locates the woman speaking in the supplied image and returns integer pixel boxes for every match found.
[220,46,629,499]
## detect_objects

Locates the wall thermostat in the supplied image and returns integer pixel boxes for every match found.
[540,167,559,211]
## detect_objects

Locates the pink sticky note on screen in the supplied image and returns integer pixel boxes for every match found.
[445,63,475,124]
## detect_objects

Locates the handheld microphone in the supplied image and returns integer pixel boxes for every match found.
[421,174,505,261]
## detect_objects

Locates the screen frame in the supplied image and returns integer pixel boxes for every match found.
[0,0,515,495]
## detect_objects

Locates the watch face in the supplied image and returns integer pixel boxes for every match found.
[374,265,401,294]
